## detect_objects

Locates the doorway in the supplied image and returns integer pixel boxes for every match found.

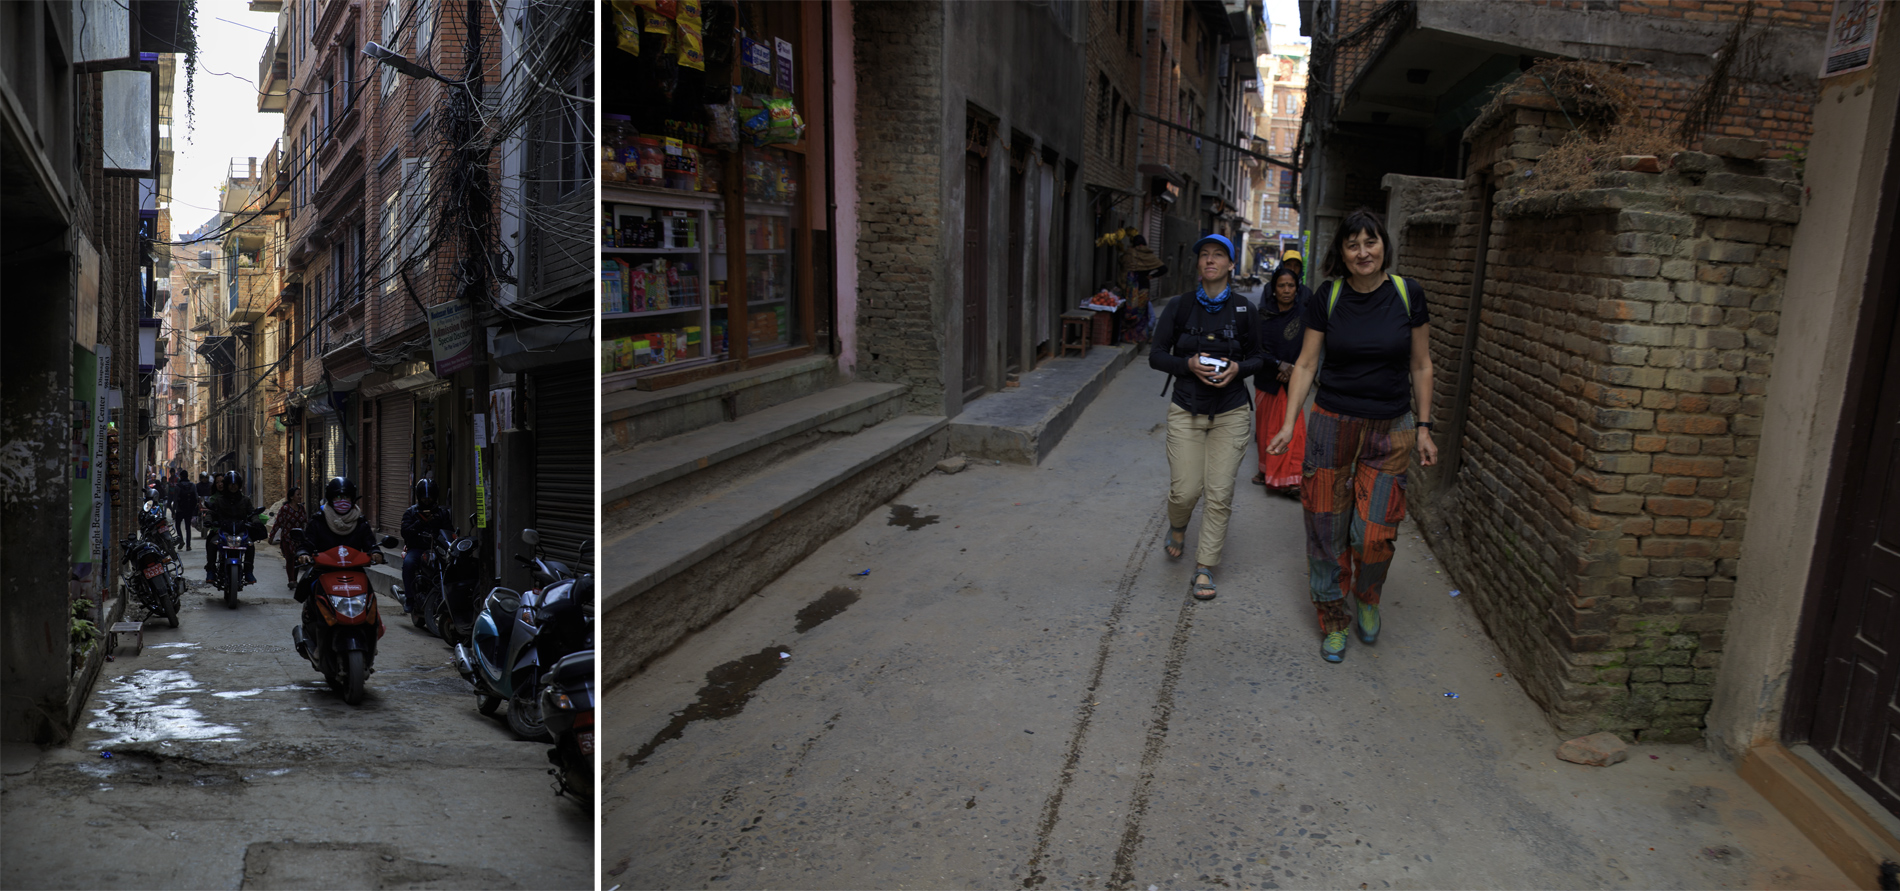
[1792,125,1900,816]
[962,150,990,402]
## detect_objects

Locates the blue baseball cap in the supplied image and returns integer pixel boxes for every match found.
[1192,233,1234,260]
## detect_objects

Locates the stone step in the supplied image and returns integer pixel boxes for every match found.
[604,355,837,453]
[948,343,1139,464]
[603,413,948,686]
[603,381,908,539]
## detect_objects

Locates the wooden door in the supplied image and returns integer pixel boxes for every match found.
[1810,278,1900,814]
[1006,152,1026,375]
[1804,129,1900,815]
[962,152,989,401]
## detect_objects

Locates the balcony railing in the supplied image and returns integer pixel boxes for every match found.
[257,7,289,113]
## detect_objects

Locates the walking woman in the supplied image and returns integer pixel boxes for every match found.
[268,485,307,588]
[1150,233,1265,601]
[1266,208,1436,662]
[1251,264,1307,497]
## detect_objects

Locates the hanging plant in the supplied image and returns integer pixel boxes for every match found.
[179,0,201,128]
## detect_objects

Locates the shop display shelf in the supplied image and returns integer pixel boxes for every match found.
[606,306,702,319]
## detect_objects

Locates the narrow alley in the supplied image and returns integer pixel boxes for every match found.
[602,349,1850,890]
[0,550,591,890]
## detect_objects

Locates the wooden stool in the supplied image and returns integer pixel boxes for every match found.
[1060,312,1092,358]
[107,620,145,659]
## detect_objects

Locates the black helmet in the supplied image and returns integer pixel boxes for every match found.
[414,478,438,505]
[324,477,359,506]
[223,470,242,490]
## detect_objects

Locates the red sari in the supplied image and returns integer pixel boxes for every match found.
[1255,387,1306,488]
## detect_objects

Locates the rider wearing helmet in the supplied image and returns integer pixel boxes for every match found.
[294,477,381,602]
[398,478,454,615]
[201,470,259,584]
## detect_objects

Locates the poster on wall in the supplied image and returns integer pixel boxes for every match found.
[427,299,477,375]
[1822,0,1880,77]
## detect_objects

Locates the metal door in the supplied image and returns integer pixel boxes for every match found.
[962,151,989,401]
[530,362,593,572]
[376,394,414,535]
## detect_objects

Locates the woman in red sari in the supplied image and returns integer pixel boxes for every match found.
[1251,265,1307,496]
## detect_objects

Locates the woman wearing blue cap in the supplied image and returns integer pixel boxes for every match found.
[1266,208,1437,662]
[1149,233,1265,601]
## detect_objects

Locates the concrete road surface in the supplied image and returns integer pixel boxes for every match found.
[603,351,1849,890]
[2,548,591,890]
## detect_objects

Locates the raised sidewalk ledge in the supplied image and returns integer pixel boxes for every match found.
[603,413,947,614]
[1739,742,1900,890]
[603,355,835,426]
[948,342,1138,465]
[603,381,908,509]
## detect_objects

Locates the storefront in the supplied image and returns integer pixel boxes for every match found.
[601,0,831,392]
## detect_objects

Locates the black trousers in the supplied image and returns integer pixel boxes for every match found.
[172,507,193,549]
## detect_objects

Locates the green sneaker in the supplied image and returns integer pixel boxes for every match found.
[1356,601,1380,644]
[1321,631,1348,663]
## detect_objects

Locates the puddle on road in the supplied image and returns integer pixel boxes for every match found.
[213,689,264,700]
[795,587,861,634]
[623,646,790,770]
[148,643,199,649]
[88,669,242,748]
[887,504,940,531]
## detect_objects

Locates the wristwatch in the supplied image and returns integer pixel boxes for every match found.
[1417,421,1434,430]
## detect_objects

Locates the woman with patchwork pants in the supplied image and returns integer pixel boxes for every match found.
[1266,208,1438,662]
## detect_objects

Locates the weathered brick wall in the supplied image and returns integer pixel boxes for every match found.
[1411,88,1799,742]
[1082,0,1142,192]
[854,1,947,413]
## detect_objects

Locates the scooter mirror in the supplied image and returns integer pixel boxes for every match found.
[521,528,540,547]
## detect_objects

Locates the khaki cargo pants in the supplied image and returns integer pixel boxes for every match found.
[1165,403,1253,567]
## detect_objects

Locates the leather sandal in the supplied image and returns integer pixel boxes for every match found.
[1192,565,1217,601]
[1164,526,1187,560]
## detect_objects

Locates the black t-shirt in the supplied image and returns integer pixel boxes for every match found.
[1148,293,1265,417]
[1304,277,1429,420]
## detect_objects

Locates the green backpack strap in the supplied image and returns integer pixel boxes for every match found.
[1325,276,1411,317]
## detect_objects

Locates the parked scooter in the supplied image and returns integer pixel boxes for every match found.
[291,535,397,705]
[455,528,578,740]
[433,522,482,648]
[119,534,182,628]
[541,645,594,803]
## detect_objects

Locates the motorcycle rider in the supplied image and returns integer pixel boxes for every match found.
[399,478,453,616]
[294,477,383,629]
[201,470,259,585]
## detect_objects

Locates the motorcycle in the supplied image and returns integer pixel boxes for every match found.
[291,535,398,705]
[119,534,182,628]
[541,645,594,803]
[206,518,256,609]
[455,528,579,740]
[138,499,181,562]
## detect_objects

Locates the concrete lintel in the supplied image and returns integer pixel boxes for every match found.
[947,342,1137,465]
[1414,3,1824,81]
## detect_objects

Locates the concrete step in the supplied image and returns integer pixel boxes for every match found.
[602,381,909,539]
[603,413,948,686]
[948,343,1139,464]
[604,355,837,453]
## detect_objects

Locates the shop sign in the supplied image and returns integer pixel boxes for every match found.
[775,38,794,92]
[427,299,477,375]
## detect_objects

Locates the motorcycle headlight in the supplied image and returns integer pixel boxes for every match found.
[332,594,370,618]
[546,691,575,711]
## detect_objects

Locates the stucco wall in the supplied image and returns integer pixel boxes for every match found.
[1705,12,1900,760]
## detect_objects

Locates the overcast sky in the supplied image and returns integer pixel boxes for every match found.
[167,2,285,242]
[1265,0,1309,45]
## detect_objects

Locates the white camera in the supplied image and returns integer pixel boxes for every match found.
[1197,356,1230,373]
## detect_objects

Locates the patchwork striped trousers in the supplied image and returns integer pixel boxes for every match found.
[1300,406,1415,634]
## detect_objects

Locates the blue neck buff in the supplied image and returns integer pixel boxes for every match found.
[1195,280,1231,313]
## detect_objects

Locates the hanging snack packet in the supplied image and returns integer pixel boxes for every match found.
[612,2,641,56]
[643,7,671,34]
[706,103,738,148]
[762,97,805,145]
[676,0,704,71]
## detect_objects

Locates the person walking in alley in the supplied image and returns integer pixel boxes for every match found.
[1151,233,1264,601]
[268,485,307,588]
[171,470,198,551]
[1278,249,1314,306]
[1251,265,1307,497]
[1266,208,1437,662]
